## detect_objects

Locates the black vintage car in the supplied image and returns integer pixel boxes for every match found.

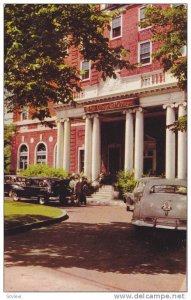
[4,175,17,197]
[9,176,72,205]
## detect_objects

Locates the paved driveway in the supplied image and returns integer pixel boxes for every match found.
[4,205,186,292]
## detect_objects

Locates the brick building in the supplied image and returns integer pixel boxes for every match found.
[11,4,187,181]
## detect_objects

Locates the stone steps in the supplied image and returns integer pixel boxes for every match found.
[87,185,125,207]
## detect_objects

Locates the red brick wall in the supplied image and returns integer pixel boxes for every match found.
[12,127,57,171]
[70,123,85,173]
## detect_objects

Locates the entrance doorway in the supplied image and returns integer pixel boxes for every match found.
[108,144,121,174]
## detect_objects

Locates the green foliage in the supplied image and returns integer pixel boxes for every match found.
[116,170,136,195]
[167,115,187,132]
[19,164,68,178]
[4,4,135,121]
[4,124,16,174]
[140,4,187,90]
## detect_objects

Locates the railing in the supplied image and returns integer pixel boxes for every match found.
[141,71,165,87]
[73,89,85,99]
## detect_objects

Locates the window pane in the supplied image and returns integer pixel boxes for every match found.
[112,16,121,38]
[140,7,146,21]
[82,61,89,70]
[112,16,121,29]
[37,143,46,151]
[140,42,150,64]
[81,61,90,80]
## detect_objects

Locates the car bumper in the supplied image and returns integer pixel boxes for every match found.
[132,218,187,230]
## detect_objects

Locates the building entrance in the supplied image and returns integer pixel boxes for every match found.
[108,144,121,173]
[101,120,125,174]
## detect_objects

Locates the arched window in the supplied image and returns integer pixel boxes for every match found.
[36,143,47,164]
[19,144,28,169]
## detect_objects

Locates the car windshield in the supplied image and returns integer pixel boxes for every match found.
[151,185,187,195]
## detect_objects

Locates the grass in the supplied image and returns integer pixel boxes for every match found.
[4,199,64,230]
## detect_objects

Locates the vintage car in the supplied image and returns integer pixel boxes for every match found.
[125,178,187,230]
[10,176,72,205]
[4,174,17,197]
[123,177,158,211]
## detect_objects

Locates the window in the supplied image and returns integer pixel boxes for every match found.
[21,107,28,121]
[81,61,90,81]
[78,148,84,173]
[139,41,151,65]
[19,144,28,169]
[139,6,146,21]
[151,185,187,195]
[36,143,47,164]
[111,16,122,39]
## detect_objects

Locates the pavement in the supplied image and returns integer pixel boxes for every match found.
[4,197,125,236]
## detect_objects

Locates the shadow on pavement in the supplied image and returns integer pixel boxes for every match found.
[4,213,186,275]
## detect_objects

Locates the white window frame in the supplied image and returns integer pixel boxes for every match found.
[21,107,29,121]
[138,5,152,31]
[138,40,152,66]
[81,60,90,81]
[17,143,29,170]
[35,142,48,164]
[110,15,122,40]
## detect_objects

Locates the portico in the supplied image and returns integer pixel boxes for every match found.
[55,93,187,182]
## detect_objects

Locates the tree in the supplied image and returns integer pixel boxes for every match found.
[4,124,16,173]
[139,4,187,132]
[140,4,187,90]
[4,4,134,121]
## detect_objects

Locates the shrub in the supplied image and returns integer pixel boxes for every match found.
[19,164,68,178]
[116,170,136,196]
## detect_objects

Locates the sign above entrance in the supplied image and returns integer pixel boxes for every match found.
[84,97,139,113]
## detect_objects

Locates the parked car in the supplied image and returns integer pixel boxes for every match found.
[10,176,73,205]
[125,178,187,230]
[123,177,158,211]
[4,175,17,197]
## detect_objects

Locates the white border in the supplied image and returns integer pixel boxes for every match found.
[1,2,190,300]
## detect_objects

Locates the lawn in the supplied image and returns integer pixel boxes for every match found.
[4,199,64,230]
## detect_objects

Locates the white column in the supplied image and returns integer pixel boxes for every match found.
[63,118,71,172]
[84,115,92,181]
[164,104,176,179]
[56,119,64,168]
[124,109,134,172]
[177,103,187,179]
[92,114,101,182]
[134,108,144,180]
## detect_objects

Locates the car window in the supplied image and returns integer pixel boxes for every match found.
[151,185,187,195]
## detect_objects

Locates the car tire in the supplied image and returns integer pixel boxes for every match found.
[39,196,48,205]
[12,191,20,201]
